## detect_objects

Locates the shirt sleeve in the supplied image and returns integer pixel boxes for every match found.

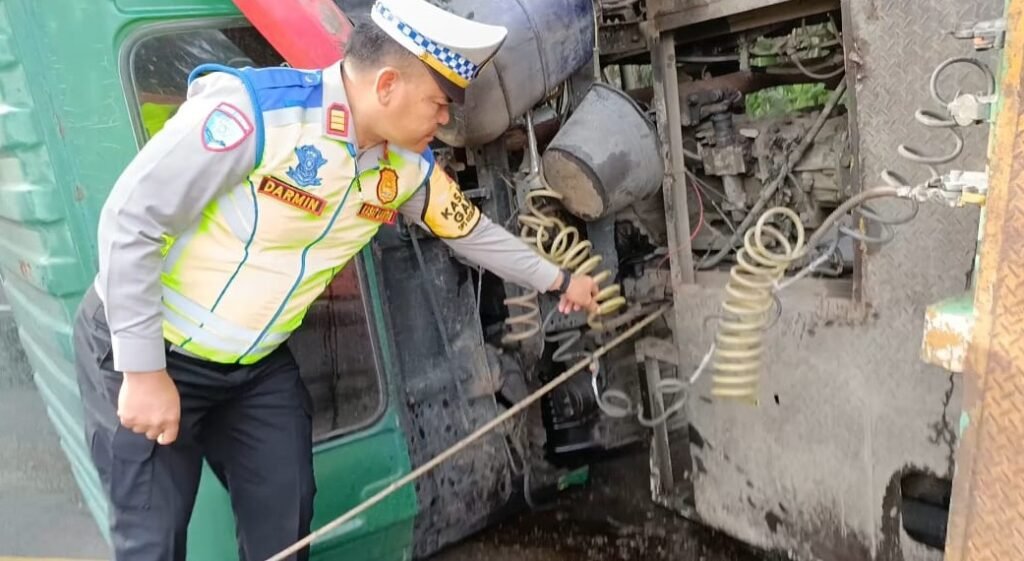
[95,71,258,372]
[398,177,562,294]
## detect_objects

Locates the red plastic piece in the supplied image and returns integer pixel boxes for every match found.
[231,0,354,68]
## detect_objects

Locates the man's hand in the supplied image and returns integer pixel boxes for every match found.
[118,370,181,445]
[551,272,600,315]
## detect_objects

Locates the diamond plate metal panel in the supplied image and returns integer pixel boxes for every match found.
[850,0,1001,308]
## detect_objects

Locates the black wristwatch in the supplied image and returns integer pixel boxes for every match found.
[558,269,573,293]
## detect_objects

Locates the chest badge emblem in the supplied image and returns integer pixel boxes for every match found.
[287,145,328,188]
[377,168,399,204]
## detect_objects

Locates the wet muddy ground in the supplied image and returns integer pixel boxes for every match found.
[433,451,780,561]
[434,510,775,561]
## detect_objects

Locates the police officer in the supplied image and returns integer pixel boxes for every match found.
[73,1,600,560]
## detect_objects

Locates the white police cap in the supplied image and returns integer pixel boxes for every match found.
[370,0,508,103]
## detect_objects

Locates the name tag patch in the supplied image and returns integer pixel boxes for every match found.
[258,176,327,216]
[357,203,398,225]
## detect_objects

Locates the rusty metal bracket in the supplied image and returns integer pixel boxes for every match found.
[922,294,974,373]
[953,18,1007,51]
[633,334,697,518]
[636,336,681,366]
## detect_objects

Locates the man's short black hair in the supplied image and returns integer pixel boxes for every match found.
[344,18,418,69]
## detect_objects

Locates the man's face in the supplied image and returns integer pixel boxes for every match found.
[375,63,450,153]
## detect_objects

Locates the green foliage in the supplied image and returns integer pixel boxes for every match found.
[745,83,833,120]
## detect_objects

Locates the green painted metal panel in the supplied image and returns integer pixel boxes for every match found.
[0,0,418,558]
[189,414,416,560]
[0,0,110,538]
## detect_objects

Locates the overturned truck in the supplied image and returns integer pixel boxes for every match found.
[0,0,1007,559]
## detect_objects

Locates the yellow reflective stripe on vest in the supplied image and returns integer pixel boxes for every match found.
[217,185,258,242]
[163,329,284,365]
[162,289,290,357]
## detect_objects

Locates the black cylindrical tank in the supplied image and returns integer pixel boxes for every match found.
[541,84,665,221]
[433,0,596,147]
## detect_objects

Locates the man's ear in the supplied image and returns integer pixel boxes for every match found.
[375,67,402,105]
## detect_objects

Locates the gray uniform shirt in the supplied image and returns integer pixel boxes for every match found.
[96,72,560,373]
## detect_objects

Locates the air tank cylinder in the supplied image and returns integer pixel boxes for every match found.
[541,83,665,221]
[432,0,596,147]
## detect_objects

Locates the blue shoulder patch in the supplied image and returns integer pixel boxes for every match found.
[244,67,322,89]
[242,67,324,111]
[188,63,266,165]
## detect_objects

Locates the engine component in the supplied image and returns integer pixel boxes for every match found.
[684,88,743,127]
[540,329,602,456]
[618,191,668,247]
[434,0,595,147]
[596,0,646,60]
[698,78,849,269]
[688,112,850,253]
[749,20,845,79]
[542,84,665,221]
[756,113,850,228]
[698,113,748,177]
[542,371,602,456]
[599,0,641,22]
[502,111,627,346]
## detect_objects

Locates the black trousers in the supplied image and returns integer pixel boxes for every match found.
[73,287,316,561]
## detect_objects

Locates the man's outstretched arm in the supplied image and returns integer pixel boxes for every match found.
[398,165,599,313]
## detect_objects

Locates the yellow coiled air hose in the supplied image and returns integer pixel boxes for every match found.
[711,207,805,403]
[502,187,627,346]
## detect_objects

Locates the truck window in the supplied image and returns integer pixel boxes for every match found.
[123,23,386,440]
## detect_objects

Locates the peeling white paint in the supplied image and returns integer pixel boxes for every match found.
[921,307,975,373]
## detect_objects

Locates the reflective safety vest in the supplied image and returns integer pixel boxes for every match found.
[161,62,434,364]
